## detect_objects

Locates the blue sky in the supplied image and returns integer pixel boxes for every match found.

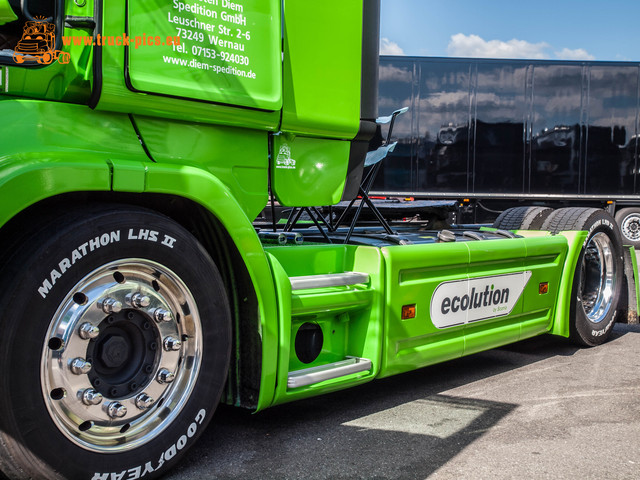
[380,0,640,61]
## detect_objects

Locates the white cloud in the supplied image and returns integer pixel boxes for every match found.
[447,33,550,59]
[554,48,595,61]
[446,33,596,61]
[379,64,412,82]
[380,37,405,56]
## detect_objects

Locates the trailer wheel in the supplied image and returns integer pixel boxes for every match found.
[492,206,553,230]
[542,207,623,346]
[0,205,231,479]
[614,208,640,248]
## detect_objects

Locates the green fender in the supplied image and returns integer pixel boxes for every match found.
[0,157,111,226]
[552,230,589,338]
[0,156,279,412]
[142,161,279,410]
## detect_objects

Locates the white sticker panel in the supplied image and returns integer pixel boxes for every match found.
[430,271,532,329]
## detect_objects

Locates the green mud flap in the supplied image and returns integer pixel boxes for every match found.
[620,246,639,324]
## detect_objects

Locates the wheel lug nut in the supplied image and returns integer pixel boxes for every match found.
[81,388,103,406]
[153,308,173,323]
[106,401,127,419]
[127,293,151,308]
[99,297,122,314]
[135,393,155,410]
[156,368,175,384]
[70,358,92,375]
[78,322,100,340]
[163,336,182,351]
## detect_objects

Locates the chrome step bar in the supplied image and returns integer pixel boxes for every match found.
[289,272,369,291]
[287,357,372,388]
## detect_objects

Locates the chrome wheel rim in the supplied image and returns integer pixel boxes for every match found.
[620,213,640,242]
[41,259,202,453]
[580,232,616,323]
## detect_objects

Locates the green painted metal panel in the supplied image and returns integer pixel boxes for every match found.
[549,230,589,337]
[518,235,568,338]
[0,99,145,225]
[378,235,569,378]
[379,242,469,378]
[138,162,281,411]
[265,244,384,407]
[463,239,528,354]
[281,0,363,138]
[630,246,640,314]
[127,0,281,111]
[464,236,568,354]
[0,0,17,25]
[270,0,368,207]
[97,0,280,130]
[291,288,374,317]
[109,158,147,192]
[132,116,269,220]
[271,134,349,207]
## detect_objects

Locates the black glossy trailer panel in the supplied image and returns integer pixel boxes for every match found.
[375,56,639,200]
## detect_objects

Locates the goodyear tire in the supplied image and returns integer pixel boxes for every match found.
[492,206,554,230]
[0,205,231,479]
[542,207,623,346]
[614,207,640,248]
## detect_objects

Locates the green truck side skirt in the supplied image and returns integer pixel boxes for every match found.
[261,231,583,408]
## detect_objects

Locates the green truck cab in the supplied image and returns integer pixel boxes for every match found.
[0,1,631,479]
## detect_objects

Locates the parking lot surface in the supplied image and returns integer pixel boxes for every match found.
[166,323,640,480]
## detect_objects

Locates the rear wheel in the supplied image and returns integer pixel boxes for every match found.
[542,207,623,346]
[614,207,640,248]
[0,205,231,479]
[492,206,554,230]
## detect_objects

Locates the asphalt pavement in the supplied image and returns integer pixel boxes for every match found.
[167,323,640,480]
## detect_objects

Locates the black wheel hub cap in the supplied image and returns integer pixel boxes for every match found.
[87,310,158,399]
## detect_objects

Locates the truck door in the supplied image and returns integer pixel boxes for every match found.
[126,0,281,111]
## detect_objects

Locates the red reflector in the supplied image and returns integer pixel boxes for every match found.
[539,282,549,294]
[402,304,416,319]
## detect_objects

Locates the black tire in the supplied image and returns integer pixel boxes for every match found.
[542,207,623,346]
[614,207,640,248]
[492,206,554,230]
[0,205,231,479]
